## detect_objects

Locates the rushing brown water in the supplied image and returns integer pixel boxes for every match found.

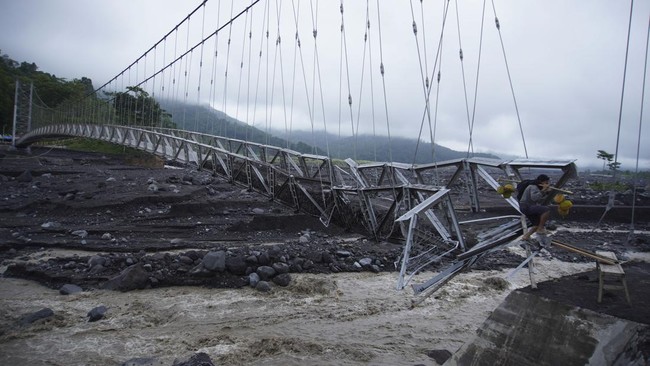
[0,246,603,366]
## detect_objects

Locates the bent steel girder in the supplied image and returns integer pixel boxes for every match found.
[18,124,579,298]
[16,124,333,217]
[394,188,465,290]
[348,157,578,213]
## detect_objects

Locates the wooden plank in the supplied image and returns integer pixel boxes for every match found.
[550,240,618,265]
[596,251,625,275]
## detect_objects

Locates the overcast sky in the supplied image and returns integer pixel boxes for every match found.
[1,0,649,170]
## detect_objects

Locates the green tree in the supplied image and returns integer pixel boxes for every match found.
[109,86,175,128]
[0,51,100,132]
[607,161,621,172]
[596,150,614,172]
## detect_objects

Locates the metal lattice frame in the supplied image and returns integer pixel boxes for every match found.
[17,124,336,218]
[17,124,578,297]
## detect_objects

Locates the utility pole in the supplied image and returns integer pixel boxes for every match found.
[11,79,19,150]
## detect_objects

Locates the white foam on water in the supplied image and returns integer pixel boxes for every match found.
[0,254,620,365]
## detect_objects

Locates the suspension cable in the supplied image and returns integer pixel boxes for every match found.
[233,5,250,140]
[611,0,635,183]
[271,0,289,148]
[251,0,269,143]
[596,0,636,228]
[245,2,254,142]
[92,0,207,96]
[209,0,222,135]
[375,0,393,165]
[429,2,447,169]
[455,0,474,155]
[181,17,193,129]
[366,0,378,162]
[408,0,431,164]
[222,0,235,137]
[353,2,370,140]
[629,10,649,239]
[490,0,528,158]
[288,0,301,145]
[467,0,486,157]
[412,1,450,167]
[311,0,332,158]
[195,3,207,132]
[340,1,356,160]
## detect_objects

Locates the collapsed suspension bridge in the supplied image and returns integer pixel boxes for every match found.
[9,0,645,299]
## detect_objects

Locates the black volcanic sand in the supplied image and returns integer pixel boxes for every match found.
[1,145,649,325]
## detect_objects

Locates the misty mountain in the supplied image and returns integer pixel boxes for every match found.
[158,100,320,155]
[277,129,500,163]
[159,100,499,163]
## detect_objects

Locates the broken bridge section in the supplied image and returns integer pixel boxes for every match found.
[16,123,579,298]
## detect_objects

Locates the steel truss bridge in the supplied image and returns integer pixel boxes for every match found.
[16,124,577,298]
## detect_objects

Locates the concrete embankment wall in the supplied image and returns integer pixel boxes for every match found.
[444,290,648,366]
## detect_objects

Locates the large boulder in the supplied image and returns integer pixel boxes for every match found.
[19,308,54,326]
[202,251,226,272]
[103,263,149,291]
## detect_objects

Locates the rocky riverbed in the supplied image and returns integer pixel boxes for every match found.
[0,145,648,365]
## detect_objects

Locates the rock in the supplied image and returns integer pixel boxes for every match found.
[272,273,292,287]
[245,254,258,264]
[226,256,247,275]
[179,255,194,265]
[16,170,33,182]
[88,255,106,267]
[41,221,61,229]
[120,357,165,366]
[426,349,453,364]
[321,251,333,264]
[189,263,212,277]
[60,284,83,295]
[252,208,265,214]
[257,252,271,265]
[306,251,322,263]
[256,265,276,281]
[19,308,54,326]
[89,264,106,274]
[191,176,212,186]
[336,250,353,257]
[101,233,112,240]
[87,305,107,322]
[249,272,260,288]
[255,281,272,292]
[71,230,88,238]
[358,257,373,267]
[103,263,150,291]
[202,251,226,272]
[271,262,290,274]
[173,352,215,366]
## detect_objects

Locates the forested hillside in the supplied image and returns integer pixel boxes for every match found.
[0,51,94,133]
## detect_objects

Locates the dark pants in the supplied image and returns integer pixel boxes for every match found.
[520,204,550,226]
